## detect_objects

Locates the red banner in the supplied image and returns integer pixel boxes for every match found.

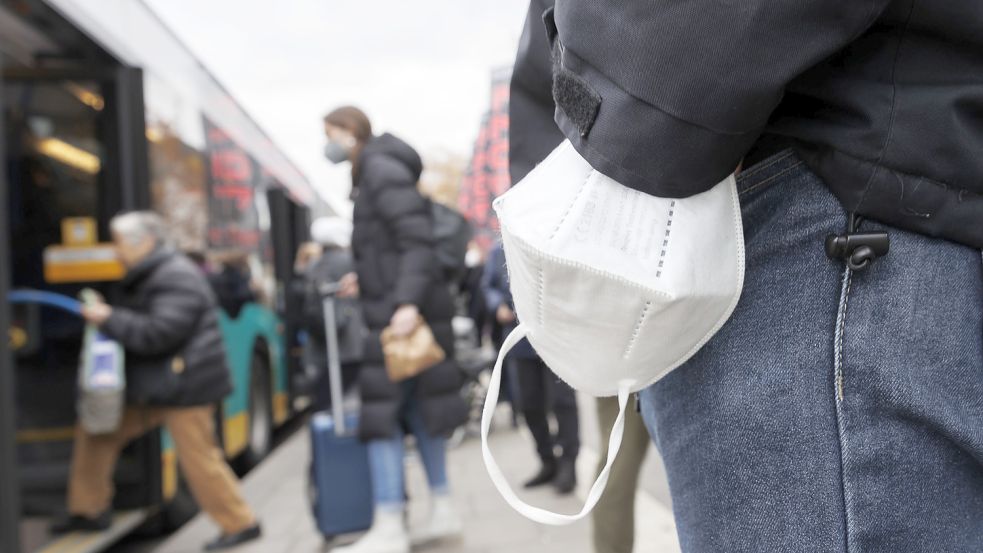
[459,69,512,254]
[204,118,260,250]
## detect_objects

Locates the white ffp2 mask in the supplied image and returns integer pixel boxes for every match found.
[481,140,745,525]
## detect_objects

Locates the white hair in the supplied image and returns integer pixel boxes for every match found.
[110,211,168,247]
[310,217,353,249]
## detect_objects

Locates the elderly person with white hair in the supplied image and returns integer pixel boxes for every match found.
[55,211,261,551]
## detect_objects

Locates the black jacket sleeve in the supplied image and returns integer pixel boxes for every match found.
[367,160,437,309]
[523,0,890,198]
[509,0,565,186]
[101,273,205,357]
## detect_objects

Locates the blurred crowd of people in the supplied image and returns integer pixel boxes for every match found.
[59,95,654,553]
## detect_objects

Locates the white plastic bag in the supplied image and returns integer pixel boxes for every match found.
[77,291,125,434]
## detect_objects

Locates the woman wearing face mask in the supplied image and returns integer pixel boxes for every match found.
[323,106,468,553]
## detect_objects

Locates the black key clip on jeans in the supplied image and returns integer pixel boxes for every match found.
[825,214,890,271]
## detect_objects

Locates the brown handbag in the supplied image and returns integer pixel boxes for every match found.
[380,315,446,382]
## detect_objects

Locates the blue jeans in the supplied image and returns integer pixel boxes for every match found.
[640,150,983,552]
[368,379,449,511]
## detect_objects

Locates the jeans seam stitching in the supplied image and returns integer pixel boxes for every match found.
[833,266,855,553]
[834,269,852,402]
[738,162,805,198]
[737,150,795,181]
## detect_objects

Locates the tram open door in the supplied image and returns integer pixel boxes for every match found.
[1,3,161,552]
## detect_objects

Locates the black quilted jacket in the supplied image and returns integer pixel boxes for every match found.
[102,248,232,406]
[350,133,467,440]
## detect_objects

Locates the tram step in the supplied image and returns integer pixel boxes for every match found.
[35,509,150,553]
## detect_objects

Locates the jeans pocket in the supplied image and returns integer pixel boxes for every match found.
[737,149,803,199]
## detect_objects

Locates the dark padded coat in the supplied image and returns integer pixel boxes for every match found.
[480,242,536,360]
[101,248,232,406]
[302,247,363,363]
[350,133,467,440]
[513,0,983,249]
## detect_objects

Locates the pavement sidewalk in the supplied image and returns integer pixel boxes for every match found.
[151,410,680,553]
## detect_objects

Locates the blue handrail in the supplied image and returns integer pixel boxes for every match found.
[7,290,83,316]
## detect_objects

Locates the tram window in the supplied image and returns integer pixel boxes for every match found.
[147,122,209,251]
[144,72,209,252]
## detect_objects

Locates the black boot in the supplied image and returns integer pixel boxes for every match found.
[553,459,577,495]
[523,460,558,489]
[204,524,262,551]
[50,511,112,534]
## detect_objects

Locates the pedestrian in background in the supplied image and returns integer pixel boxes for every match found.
[482,240,580,494]
[511,0,983,551]
[303,216,362,410]
[56,211,261,551]
[294,241,324,275]
[323,106,468,553]
[460,240,489,343]
[208,250,256,318]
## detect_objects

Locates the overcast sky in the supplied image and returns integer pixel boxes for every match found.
[144,0,530,212]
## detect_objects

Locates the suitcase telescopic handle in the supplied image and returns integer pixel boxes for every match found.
[318,282,343,297]
[320,284,347,436]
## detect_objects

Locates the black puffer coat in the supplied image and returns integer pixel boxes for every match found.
[302,247,364,366]
[351,134,467,440]
[101,248,232,406]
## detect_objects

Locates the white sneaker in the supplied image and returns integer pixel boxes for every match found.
[334,509,409,553]
[411,495,463,546]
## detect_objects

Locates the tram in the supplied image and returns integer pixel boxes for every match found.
[0,1,324,551]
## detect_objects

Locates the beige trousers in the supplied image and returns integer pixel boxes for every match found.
[592,396,652,553]
[67,405,255,534]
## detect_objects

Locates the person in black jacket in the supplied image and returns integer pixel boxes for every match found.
[56,212,261,551]
[208,251,257,319]
[481,241,580,494]
[303,216,362,409]
[323,106,467,553]
[511,1,983,551]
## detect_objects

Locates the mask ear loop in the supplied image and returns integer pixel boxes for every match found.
[480,323,634,525]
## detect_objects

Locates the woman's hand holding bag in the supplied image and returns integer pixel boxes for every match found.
[381,306,445,382]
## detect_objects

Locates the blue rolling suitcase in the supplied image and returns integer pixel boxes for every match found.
[308,288,373,539]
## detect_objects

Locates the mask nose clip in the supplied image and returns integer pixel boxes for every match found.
[825,214,889,271]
